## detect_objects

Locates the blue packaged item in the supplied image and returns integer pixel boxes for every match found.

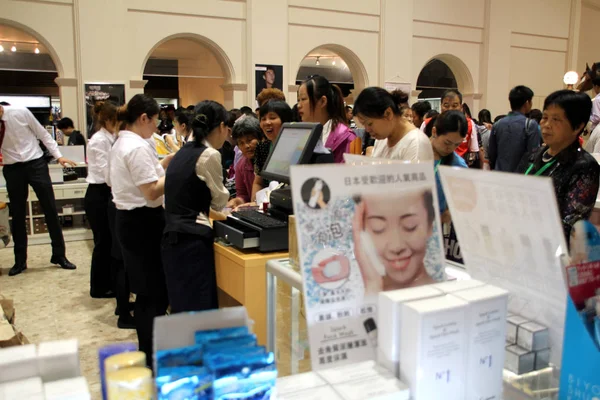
[203,346,266,367]
[156,365,213,400]
[211,352,277,400]
[156,344,202,370]
[194,326,249,346]
[203,334,257,353]
[206,352,274,379]
[595,316,600,349]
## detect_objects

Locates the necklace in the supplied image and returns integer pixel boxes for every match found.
[542,149,555,163]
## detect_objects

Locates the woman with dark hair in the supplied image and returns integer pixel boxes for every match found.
[297,75,356,163]
[228,116,263,208]
[412,101,432,129]
[517,90,599,243]
[251,100,293,200]
[353,87,432,161]
[162,100,230,313]
[109,94,174,367]
[165,108,193,153]
[477,109,493,169]
[478,109,493,127]
[430,111,469,222]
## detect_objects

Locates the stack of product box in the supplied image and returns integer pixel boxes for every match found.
[377,279,509,400]
[504,314,550,375]
[0,339,90,400]
[276,361,409,399]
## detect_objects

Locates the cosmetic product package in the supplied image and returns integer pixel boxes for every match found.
[194,326,249,347]
[106,367,153,400]
[98,342,137,400]
[104,351,146,373]
[37,339,81,383]
[276,371,328,396]
[44,377,91,400]
[506,315,529,345]
[452,285,508,400]
[400,295,468,400]
[0,343,38,383]
[211,354,277,400]
[377,286,442,377]
[504,345,535,375]
[0,377,43,400]
[278,385,343,400]
[203,346,266,367]
[517,321,549,352]
[534,348,550,370]
[206,352,275,379]
[332,374,410,400]
[317,360,392,385]
[156,366,212,400]
[156,345,202,370]
[430,279,484,294]
[202,334,257,355]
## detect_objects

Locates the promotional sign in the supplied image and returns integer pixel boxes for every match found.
[255,64,284,99]
[84,83,125,138]
[439,166,568,367]
[291,162,445,370]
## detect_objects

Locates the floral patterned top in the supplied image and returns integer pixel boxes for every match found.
[517,140,600,244]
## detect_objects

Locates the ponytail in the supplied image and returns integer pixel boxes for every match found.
[117,94,159,125]
[191,100,229,147]
[302,75,348,129]
[92,101,118,131]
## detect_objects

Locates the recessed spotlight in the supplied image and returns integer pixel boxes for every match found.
[0,45,4,52]
[34,47,40,54]
[11,45,16,52]
[332,60,336,66]
[315,57,320,66]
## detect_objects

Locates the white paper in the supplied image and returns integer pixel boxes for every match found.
[438,167,568,367]
[291,162,445,370]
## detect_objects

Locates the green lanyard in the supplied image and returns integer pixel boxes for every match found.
[525,159,556,176]
[434,160,441,174]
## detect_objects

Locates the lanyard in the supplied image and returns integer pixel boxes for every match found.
[434,160,441,174]
[525,159,556,176]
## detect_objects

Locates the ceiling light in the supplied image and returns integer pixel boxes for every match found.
[34,47,40,54]
[11,45,16,52]
[0,45,3,52]
[315,57,320,66]
[563,71,578,85]
[332,60,336,66]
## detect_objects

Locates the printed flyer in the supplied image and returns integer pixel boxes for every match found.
[290,162,445,371]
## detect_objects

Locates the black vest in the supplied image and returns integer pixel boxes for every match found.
[164,142,212,236]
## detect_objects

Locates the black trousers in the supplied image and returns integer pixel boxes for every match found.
[161,231,218,314]
[116,206,168,368]
[107,196,130,318]
[2,157,65,264]
[84,183,113,296]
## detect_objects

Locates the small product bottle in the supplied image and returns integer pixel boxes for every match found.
[308,179,324,208]
[363,317,378,347]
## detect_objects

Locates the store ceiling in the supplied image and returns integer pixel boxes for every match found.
[0,25,48,54]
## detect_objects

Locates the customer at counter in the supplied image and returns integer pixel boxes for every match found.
[517,90,600,242]
[227,116,262,208]
[162,101,230,313]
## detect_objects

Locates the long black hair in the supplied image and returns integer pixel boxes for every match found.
[353,87,405,118]
[191,100,229,146]
[117,94,159,125]
[302,75,347,128]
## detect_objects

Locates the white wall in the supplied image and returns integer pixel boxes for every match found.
[1,0,596,124]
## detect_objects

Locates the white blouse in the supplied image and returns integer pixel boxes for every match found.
[194,140,230,227]
[86,128,115,184]
[109,131,165,210]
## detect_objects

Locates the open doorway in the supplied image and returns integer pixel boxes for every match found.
[416,59,458,111]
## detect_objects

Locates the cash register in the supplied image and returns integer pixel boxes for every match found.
[215,122,332,252]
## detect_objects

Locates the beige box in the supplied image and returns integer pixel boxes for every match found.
[38,339,81,382]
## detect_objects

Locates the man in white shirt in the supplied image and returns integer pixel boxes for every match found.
[0,104,78,276]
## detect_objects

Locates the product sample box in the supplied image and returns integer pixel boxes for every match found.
[317,360,391,385]
[453,285,508,400]
[505,345,535,375]
[44,377,91,400]
[506,315,529,345]
[276,372,327,395]
[377,286,442,377]
[332,374,410,400]
[278,385,343,400]
[534,348,550,370]
[0,377,43,400]
[400,295,468,400]
[0,344,38,383]
[37,339,81,382]
[517,321,549,352]
[430,279,485,294]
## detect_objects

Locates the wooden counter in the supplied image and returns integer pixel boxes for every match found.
[214,241,288,346]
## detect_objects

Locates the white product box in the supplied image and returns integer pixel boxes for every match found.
[276,372,327,395]
[318,360,391,385]
[333,375,410,400]
[0,344,38,383]
[44,376,91,400]
[517,322,549,351]
[430,279,484,294]
[377,286,442,376]
[453,285,509,400]
[506,315,529,344]
[0,377,43,400]
[278,385,343,400]
[37,339,81,382]
[534,348,550,370]
[504,345,535,375]
[400,295,468,400]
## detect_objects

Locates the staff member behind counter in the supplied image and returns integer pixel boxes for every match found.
[162,101,230,314]
[0,104,77,276]
[108,94,174,367]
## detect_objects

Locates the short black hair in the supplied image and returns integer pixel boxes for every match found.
[494,114,506,123]
[353,86,403,118]
[528,109,542,124]
[259,100,293,124]
[509,85,534,111]
[227,109,242,128]
[174,109,194,131]
[543,90,592,134]
[57,117,75,130]
[593,76,600,87]
[411,101,432,119]
[239,106,254,115]
[441,89,462,104]
[433,110,468,138]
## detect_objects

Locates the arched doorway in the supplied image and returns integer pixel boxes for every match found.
[416,54,474,111]
[295,45,368,104]
[0,23,61,125]
[142,37,231,109]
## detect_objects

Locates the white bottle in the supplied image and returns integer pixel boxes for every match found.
[308,179,324,208]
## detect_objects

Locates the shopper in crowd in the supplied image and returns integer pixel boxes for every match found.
[494,114,506,123]
[401,106,413,124]
[517,90,599,243]
[57,117,86,147]
[220,110,238,181]
[477,109,493,169]
[585,124,600,153]
[345,105,354,123]
[392,89,409,108]
[430,111,469,223]
[353,87,432,161]
[411,101,432,130]
[251,100,293,201]
[85,101,118,298]
[297,75,356,163]
[109,94,174,367]
[589,76,600,132]
[256,88,286,107]
[0,104,77,276]
[228,117,262,208]
[529,109,543,125]
[164,108,193,153]
[489,85,541,173]
[162,101,230,314]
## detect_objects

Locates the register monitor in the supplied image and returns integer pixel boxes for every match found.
[259,122,323,185]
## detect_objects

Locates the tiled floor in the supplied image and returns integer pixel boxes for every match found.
[0,240,136,399]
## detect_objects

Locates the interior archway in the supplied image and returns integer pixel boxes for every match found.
[141,35,234,109]
[296,44,368,104]
[416,54,474,110]
[0,22,62,125]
